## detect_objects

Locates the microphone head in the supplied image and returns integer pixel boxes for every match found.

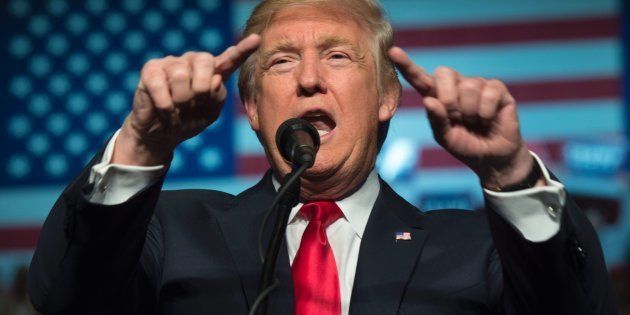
[275,118,320,168]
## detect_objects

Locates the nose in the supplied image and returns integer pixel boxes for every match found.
[296,54,327,96]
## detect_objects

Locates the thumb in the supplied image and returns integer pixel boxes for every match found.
[132,85,158,126]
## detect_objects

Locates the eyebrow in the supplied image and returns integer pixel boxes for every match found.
[260,35,363,64]
[260,38,298,63]
[318,36,358,52]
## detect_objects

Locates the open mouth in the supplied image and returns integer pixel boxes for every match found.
[300,111,337,137]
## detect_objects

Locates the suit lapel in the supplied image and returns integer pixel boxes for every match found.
[350,179,428,315]
[215,172,295,314]
[266,237,295,314]
[217,173,428,314]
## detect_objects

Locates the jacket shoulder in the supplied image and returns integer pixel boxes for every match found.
[423,208,493,240]
[423,208,487,222]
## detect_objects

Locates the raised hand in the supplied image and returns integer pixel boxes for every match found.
[388,46,539,189]
[113,34,261,166]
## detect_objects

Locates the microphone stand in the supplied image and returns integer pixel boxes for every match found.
[251,117,318,315]
[253,167,302,315]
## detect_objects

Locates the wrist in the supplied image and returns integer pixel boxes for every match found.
[112,124,173,166]
[479,147,544,191]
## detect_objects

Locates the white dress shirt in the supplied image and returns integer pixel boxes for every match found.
[276,171,379,315]
[88,131,565,315]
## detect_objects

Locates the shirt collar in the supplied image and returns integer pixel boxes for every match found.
[272,169,380,239]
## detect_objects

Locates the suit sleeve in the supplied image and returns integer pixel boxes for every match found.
[484,152,565,242]
[485,184,617,314]
[88,129,165,206]
[27,143,166,315]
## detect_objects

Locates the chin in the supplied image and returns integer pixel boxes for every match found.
[270,146,349,184]
[302,164,332,178]
[271,156,329,180]
[302,155,344,180]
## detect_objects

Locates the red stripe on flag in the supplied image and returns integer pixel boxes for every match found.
[400,77,620,108]
[417,148,465,169]
[508,77,620,103]
[417,141,565,169]
[238,155,270,175]
[0,226,40,251]
[394,16,618,48]
[237,141,565,175]
[236,78,619,113]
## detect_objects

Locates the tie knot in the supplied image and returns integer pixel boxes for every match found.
[299,201,343,227]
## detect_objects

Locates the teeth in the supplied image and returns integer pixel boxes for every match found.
[317,129,329,136]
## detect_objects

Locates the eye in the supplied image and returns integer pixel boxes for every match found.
[330,53,348,59]
[269,57,295,70]
[326,52,351,66]
[273,58,289,65]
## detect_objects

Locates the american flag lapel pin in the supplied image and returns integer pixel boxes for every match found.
[395,231,412,242]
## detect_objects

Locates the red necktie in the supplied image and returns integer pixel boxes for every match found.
[292,201,343,315]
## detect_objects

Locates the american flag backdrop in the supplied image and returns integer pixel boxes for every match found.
[0,0,628,305]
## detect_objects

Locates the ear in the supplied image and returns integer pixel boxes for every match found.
[243,97,260,131]
[378,85,399,123]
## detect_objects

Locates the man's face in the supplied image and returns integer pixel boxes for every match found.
[244,4,397,198]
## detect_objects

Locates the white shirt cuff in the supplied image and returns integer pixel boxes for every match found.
[483,152,566,242]
[88,130,166,205]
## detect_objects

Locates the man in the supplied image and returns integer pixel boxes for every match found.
[28,0,616,314]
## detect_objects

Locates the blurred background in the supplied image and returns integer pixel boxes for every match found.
[0,0,628,313]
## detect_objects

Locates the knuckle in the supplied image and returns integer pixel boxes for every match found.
[211,74,223,89]
[192,82,211,94]
[461,104,478,115]
[160,55,177,65]
[168,64,191,81]
[168,59,188,67]
[156,105,174,113]
[224,45,237,55]
[458,79,481,91]
[152,96,172,108]
[182,51,198,58]
[144,76,165,90]
[195,52,215,63]
[152,100,167,109]
[487,79,506,89]
[143,58,161,69]
[459,98,478,110]
[482,88,501,102]
[435,66,453,77]
[438,94,457,106]
[194,56,215,72]
[480,104,495,115]
[141,60,163,77]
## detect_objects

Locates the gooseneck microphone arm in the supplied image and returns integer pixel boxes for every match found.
[250,118,320,315]
[252,164,304,315]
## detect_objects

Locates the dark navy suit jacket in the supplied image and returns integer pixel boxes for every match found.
[28,152,616,314]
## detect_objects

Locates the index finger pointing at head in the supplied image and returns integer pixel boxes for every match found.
[215,34,262,78]
[388,46,435,96]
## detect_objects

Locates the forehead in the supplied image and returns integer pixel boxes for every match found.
[261,4,367,47]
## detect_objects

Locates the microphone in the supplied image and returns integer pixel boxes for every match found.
[275,118,320,168]
[253,119,320,315]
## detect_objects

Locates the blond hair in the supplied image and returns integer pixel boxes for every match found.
[237,0,401,104]
[237,0,401,149]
